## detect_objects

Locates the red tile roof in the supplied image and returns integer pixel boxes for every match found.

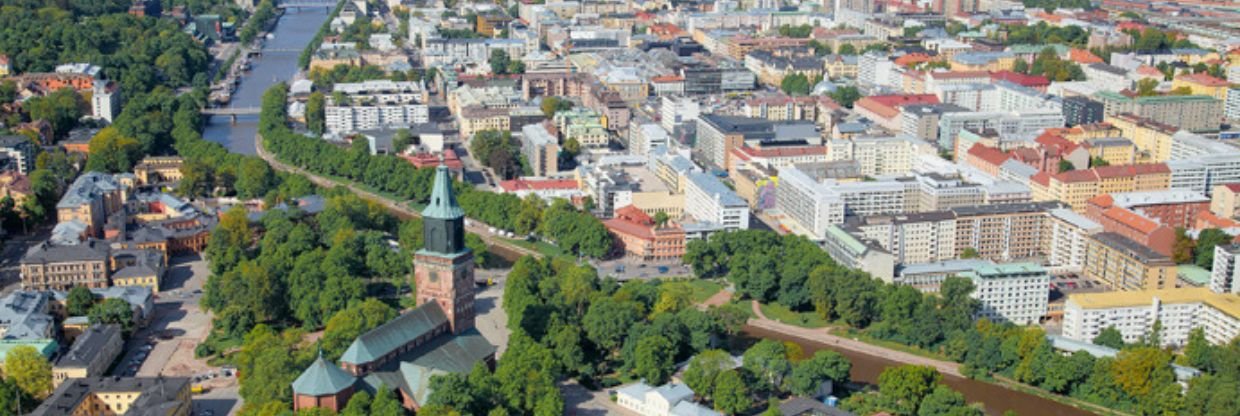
[498,178,580,192]
[894,53,933,67]
[928,70,990,80]
[990,70,1050,87]
[1223,183,1240,193]
[856,94,939,119]
[1176,73,1229,87]
[1103,206,1161,234]
[967,143,1011,167]
[1069,48,1104,64]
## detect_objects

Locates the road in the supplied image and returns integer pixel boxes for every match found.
[254,132,543,258]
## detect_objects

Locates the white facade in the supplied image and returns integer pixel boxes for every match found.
[1211,245,1240,295]
[325,105,430,134]
[826,135,932,176]
[961,262,1050,325]
[1046,208,1102,273]
[858,52,895,88]
[1063,290,1240,346]
[684,172,750,231]
[776,167,845,239]
[90,82,118,123]
[831,179,915,217]
[856,213,958,265]
[615,382,721,416]
[629,123,670,156]
[1167,155,1240,196]
[1226,87,1240,121]
[936,109,1065,150]
[661,96,700,135]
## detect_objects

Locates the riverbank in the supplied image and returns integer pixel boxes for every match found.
[740,299,1122,416]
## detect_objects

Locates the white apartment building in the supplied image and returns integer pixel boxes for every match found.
[1167,155,1240,196]
[995,81,1062,112]
[1169,130,1236,160]
[325,81,430,134]
[90,82,119,123]
[422,37,527,68]
[1226,87,1240,121]
[777,167,845,239]
[1063,288,1240,346]
[917,173,985,212]
[1046,208,1103,273]
[684,172,750,230]
[934,83,999,112]
[661,96,700,137]
[629,123,670,156]
[853,211,958,265]
[826,135,932,176]
[830,179,917,217]
[1211,245,1240,295]
[960,262,1050,325]
[1083,63,1132,92]
[858,52,895,88]
[936,109,1065,150]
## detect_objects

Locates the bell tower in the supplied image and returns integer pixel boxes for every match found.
[414,165,476,334]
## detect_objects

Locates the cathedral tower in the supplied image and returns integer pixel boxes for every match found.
[414,165,476,334]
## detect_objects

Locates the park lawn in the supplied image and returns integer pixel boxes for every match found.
[760,303,830,328]
[663,279,724,303]
[502,237,570,258]
[834,327,954,362]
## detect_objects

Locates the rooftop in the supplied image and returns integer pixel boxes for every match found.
[33,376,191,416]
[1091,232,1173,264]
[1068,287,1240,319]
[54,325,121,369]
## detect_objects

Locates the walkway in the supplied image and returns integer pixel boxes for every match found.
[255,133,543,258]
[746,299,964,378]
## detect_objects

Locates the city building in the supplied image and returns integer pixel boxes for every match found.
[1094,92,1222,132]
[1030,164,1171,213]
[519,123,560,177]
[823,225,895,282]
[1210,183,1240,219]
[616,381,720,416]
[90,81,120,123]
[683,172,749,231]
[132,156,184,185]
[629,123,670,156]
[604,205,686,261]
[825,135,933,176]
[694,114,820,170]
[20,240,111,291]
[56,172,129,238]
[324,80,430,134]
[936,109,1065,151]
[0,135,35,175]
[959,262,1050,325]
[0,291,57,362]
[52,324,123,388]
[291,166,495,412]
[1046,208,1103,273]
[1211,245,1240,295]
[952,202,1061,262]
[1063,288,1239,347]
[776,166,844,238]
[1062,96,1104,127]
[33,376,192,416]
[1083,232,1178,292]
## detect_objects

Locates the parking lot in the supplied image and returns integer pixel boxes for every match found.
[591,257,693,281]
[1050,272,1107,293]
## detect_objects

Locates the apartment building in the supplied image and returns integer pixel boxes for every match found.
[1171,73,1230,100]
[1211,245,1240,295]
[33,376,192,416]
[554,108,610,148]
[823,225,895,282]
[951,202,1060,262]
[1029,163,1171,213]
[831,179,918,217]
[1210,183,1240,219]
[1046,208,1103,273]
[57,172,129,239]
[825,135,933,176]
[1105,114,1176,162]
[936,109,1065,151]
[961,262,1050,325]
[628,123,670,156]
[694,114,819,170]
[683,172,749,230]
[917,173,985,211]
[519,123,559,177]
[1062,96,1104,127]
[324,80,430,134]
[899,104,969,142]
[0,135,35,175]
[1063,288,1239,346]
[53,324,122,388]
[20,240,111,291]
[1083,232,1178,292]
[847,212,958,265]
[604,206,686,261]
[1089,190,1210,229]
[1082,63,1131,91]
[1094,91,1222,132]
[775,167,844,238]
[1167,153,1240,196]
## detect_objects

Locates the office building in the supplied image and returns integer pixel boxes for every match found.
[629,123,670,156]
[776,167,845,238]
[53,324,123,388]
[1062,96,1104,127]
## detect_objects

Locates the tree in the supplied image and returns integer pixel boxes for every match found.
[1012,59,1029,74]
[25,88,84,139]
[828,86,862,108]
[490,50,513,75]
[1093,326,1125,349]
[321,299,397,359]
[1195,228,1231,269]
[539,96,573,118]
[633,335,676,385]
[372,386,406,416]
[341,391,373,416]
[960,248,979,259]
[1172,228,1196,264]
[306,92,326,135]
[583,298,642,353]
[88,298,136,332]
[787,350,852,397]
[653,212,670,227]
[235,158,275,199]
[1135,78,1159,97]
[876,365,941,416]
[684,349,733,400]
[713,370,750,415]
[3,345,53,399]
[392,129,415,153]
[743,339,792,393]
[917,385,981,416]
[86,127,143,173]
[66,286,95,316]
[1089,157,1109,168]
[1057,160,1074,172]
[837,44,858,55]
[780,73,812,96]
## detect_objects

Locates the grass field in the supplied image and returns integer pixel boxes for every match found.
[759,303,830,328]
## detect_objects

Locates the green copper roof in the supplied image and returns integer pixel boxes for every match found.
[422,165,465,219]
[340,302,448,365]
[292,355,356,396]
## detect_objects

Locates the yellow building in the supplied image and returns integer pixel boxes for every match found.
[1085,138,1143,165]
[1031,163,1171,213]
[1210,183,1240,219]
[1084,232,1178,292]
[36,376,193,415]
[458,108,510,140]
[52,324,123,388]
[1172,73,1230,100]
[1104,114,1177,162]
[631,191,685,219]
[133,156,184,185]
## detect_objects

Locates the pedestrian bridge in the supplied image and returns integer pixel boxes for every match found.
[201,107,260,116]
[276,0,337,8]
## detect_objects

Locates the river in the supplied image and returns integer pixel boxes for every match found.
[742,326,1098,416]
[202,7,331,154]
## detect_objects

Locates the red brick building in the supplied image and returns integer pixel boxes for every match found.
[604,205,686,261]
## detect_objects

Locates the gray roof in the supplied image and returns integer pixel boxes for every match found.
[395,328,494,405]
[57,172,123,209]
[685,172,746,207]
[55,324,121,368]
[0,291,53,340]
[340,302,449,365]
[780,397,854,416]
[671,400,723,416]
[421,165,466,220]
[21,240,110,265]
[292,355,357,396]
[33,377,191,416]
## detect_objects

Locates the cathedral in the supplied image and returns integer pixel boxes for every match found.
[291,165,496,412]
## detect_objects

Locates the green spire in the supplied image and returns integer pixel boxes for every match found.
[421,165,465,219]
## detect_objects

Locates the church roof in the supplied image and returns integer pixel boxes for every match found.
[421,165,465,219]
[292,355,356,396]
[340,302,449,365]
[395,328,495,405]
